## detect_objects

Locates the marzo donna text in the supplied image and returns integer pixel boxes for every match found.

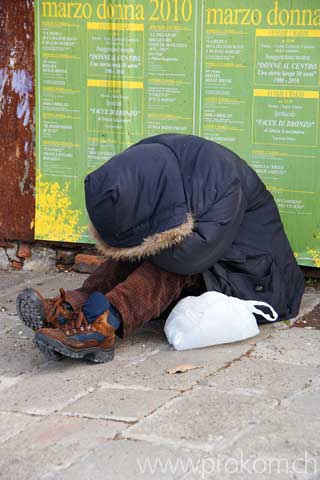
[41,1,320,26]
[206,1,319,26]
[41,0,193,22]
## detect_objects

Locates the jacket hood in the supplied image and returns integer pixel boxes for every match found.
[85,143,194,261]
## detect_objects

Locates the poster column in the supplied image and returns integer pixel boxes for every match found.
[252,27,320,263]
[37,18,83,179]
[86,20,144,172]
[144,0,198,136]
[198,2,253,154]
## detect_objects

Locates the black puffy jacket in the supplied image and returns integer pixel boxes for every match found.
[85,134,304,319]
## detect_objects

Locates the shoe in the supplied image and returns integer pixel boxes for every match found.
[34,309,115,363]
[16,287,75,331]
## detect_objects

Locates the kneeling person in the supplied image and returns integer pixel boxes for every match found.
[17,134,304,362]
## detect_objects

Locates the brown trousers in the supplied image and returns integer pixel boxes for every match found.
[65,260,204,337]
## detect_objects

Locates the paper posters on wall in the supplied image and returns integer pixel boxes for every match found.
[35,0,320,266]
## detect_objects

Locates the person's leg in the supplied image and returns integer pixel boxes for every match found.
[107,261,204,337]
[17,259,140,330]
[33,261,204,362]
[64,259,141,311]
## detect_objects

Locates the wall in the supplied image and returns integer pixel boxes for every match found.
[0,0,35,241]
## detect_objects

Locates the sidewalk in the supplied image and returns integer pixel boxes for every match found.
[0,270,319,479]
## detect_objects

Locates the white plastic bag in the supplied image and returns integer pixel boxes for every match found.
[164,291,278,351]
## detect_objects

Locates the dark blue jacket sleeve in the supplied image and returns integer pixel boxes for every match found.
[150,180,246,275]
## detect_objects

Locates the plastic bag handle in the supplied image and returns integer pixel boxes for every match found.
[245,300,278,322]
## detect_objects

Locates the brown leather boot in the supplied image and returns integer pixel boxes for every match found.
[34,310,115,363]
[16,287,75,331]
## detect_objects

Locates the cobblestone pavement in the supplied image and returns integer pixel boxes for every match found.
[0,270,319,479]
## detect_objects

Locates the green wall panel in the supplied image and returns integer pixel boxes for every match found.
[35,0,320,266]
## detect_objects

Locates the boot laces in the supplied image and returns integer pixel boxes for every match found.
[46,288,72,323]
[47,296,68,322]
[63,310,93,336]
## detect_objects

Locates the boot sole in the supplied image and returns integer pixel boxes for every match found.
[16,288,46,331]
[35,339,64,361]
[34,332,115,363]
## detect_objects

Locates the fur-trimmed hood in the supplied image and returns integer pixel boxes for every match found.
[89,214,194,261]
[85,142,194,261]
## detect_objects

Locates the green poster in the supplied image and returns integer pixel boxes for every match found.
[35,0,320,267]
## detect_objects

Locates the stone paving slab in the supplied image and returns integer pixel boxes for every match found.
[0,412,41,446]
[53,439,211,480]
[205,357,320,400]
[2,321,35,339]
[215,412,320,479]
[0,360,119,415]
[62,384,176,423]
[114,322,169,358]
[0,339,255,416]
[0,415,128,480]
[0,337,44,378]
[0,311,27,336]
[0,338,178,415]
[280,380,320,418]
[0,270,319,479]
[252,328,320,366]
[107,341,256,392]
[0,271,45,295]
[125,387,277,452]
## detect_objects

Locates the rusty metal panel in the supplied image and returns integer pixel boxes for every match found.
[0,0,35,241]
